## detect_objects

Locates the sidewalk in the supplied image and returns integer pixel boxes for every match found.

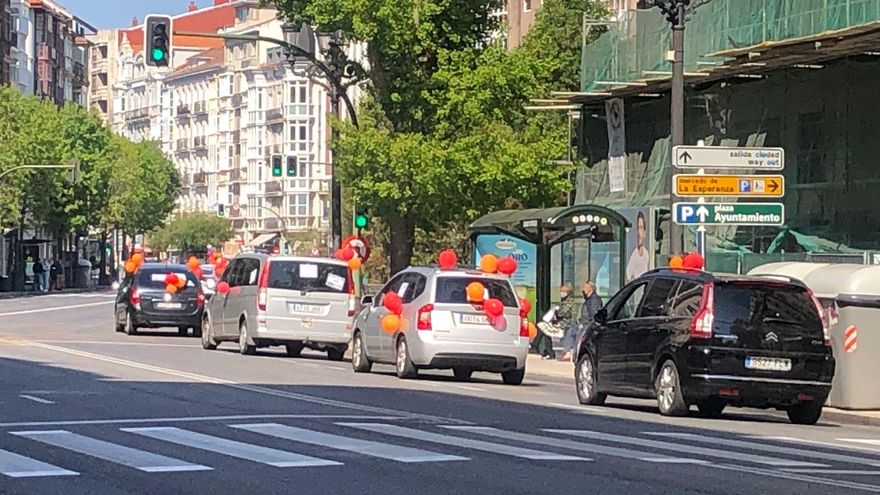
[525,354,880,427]
[0,287,110,300]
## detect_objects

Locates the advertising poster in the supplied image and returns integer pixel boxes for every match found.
[619,207,654,285]
[474,235,537,320]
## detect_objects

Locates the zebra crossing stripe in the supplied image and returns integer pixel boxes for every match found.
[122,427,340,467]
[0,448,78,478]
[10,430,211,473]
[339,423,588,461]
[230,423,467,463]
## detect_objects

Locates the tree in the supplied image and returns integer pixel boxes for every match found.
[149,212,234,255]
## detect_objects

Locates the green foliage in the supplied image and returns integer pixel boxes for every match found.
[149,212,234,255]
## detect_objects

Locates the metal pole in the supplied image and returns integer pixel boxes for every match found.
[669,1,686,255]
[330,88,342,249]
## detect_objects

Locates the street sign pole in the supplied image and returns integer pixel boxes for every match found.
[696,226,706,260]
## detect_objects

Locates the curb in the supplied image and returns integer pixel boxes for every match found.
[0,287,110,300]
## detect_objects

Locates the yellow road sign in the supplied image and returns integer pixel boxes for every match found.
[674,174,784,198]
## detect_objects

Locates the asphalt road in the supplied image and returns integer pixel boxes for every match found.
[1,293,880,494]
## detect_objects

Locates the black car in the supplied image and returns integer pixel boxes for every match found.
[575,268,835,425]
[114,263,205,337]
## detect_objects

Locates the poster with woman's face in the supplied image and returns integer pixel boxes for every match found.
[620,207,653,284]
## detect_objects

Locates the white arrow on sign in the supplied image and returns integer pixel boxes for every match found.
[696,205,710,222]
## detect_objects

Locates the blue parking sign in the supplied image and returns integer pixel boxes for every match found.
[739,179,751,193]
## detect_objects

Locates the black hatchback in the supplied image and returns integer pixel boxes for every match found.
[574,268,835,425]
[114,263,205,337]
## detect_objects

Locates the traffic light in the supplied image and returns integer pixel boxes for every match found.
[144,15,172,67]
[217,203,225,217]
[286,156,297,177]
[271,155,283,177]
[355,212,369,230]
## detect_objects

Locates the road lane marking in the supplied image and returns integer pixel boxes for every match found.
[0,414,405,428]
[709,463,880,493]
[339,423,588,461]
[31,341,198,347]
[546,429,827,467]
[24,341,471,425]
[550,402,605,414]
[841,439,880,448]
[0,449,78,478]
[645,432,880,467]
[758,436,880,455]
[442,426,704,464]
[779,469,880,475]
[231,423,466,463]
[123,427,340,468]
[19,395,54,405]
[10,430,210,473]
[0,300,114,317]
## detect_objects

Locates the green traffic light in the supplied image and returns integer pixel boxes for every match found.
[151,48,165,62]
[355,214,368,229]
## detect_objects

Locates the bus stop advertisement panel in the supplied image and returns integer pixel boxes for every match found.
[474,235,537,321]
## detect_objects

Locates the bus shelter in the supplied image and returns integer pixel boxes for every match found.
[469,205,630,318]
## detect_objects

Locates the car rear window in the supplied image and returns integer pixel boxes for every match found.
[434,277,518,307]
[136,269,198,289]
[714,284,822,337]
[267,260,349,293]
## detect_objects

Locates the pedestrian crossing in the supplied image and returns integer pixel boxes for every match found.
[0,420,879,490]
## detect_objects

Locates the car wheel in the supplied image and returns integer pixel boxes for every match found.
[125,312,138,336]
[787,402,823,425]
[351,332,372,373]
[327,346,345,362]
[114,307,125,332]
[395,337,418,379]
[501,368,525,386]
[178,326,189,337]
[656,360,688,417]
[285,342,304,357]
[453,367,473,381]
[575,354,607,405]
[238,321,256,355]
[697,398,726,419]
[201,316,217,350]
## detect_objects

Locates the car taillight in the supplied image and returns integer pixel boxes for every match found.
[417,304,433,330]
[196,290,205,307]
[257,260,270,311]
[690,283,714,339]
[519,308,530,337]
[808,287,831,347]
[130,287,141,305]
[348,268,356,317]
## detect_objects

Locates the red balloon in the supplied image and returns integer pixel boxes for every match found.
[165,273,179,286]
[520,297,532,315]
[683,252,704,270]
[217,281,230,294]
[383,292,403,315]
[340,247,355,261]
[484,298,504,318]
[193,268,204,280]
[438,250,458,270]
[497,257,518,275]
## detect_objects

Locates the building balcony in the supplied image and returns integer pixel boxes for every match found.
[265,180,284,196]
[266,109,284,124]
[176,138,189,150]
[193,101,207,117]
[230,169,247,183]
[127,108,150,122]
[193,136,207,151]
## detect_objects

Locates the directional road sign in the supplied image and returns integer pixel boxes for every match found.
[673,146,784,170]
[673,202,785,226]
[674,174,784,198]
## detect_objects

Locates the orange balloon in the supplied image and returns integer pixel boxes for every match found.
[480,254,499,274]
[124,261,136,273]
[466,281,485,302]
[166,283,178,294]
[381,314,401,334]
[669,256,684,269]
[131,253,144,265]
[348,258,362,271]
[528,321,538,339]
[187,256,200,270]
[175,276,187,289]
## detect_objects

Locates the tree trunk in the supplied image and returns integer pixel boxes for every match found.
[386,213,415,275]
[99,232,109,286]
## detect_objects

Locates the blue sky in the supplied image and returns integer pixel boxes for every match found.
[63,0,215,29]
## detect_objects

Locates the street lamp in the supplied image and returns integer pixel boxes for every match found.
[283,23,364,251]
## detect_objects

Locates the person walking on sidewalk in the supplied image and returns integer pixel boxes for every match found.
[51,258,64,291]
[559,281,603,362]
[32,259,45,292]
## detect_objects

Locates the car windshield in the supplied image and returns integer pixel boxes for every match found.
[267,260,349,293]
[434,276,518,307]
[135,269,198,289]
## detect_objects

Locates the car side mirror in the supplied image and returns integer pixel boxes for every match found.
[594,308,608,325]
[361,295,373,306]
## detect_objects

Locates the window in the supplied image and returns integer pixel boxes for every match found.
[299,86,307,103]
[294,194,308,216]
[670,281,703,318]
[299,126,307,141]
[378,275,406,302]
[639,278,679,317]
[236,6,250,22]
[612,283,646,321]
[714,284,822,338]
[434,277,517,307]
[267,260,349,293]
[523,0,533,11]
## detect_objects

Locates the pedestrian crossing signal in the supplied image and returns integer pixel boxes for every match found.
[271,155,283,177]
[287,156,297,177]
[355,213,368,230]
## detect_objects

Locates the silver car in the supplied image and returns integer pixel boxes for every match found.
[351,267,529,384]
[202,254,356,360]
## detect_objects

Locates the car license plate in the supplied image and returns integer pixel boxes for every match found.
[155,302,183,310]
[745,356,792,372]
[290,303,321,314]
[461,313,489,325]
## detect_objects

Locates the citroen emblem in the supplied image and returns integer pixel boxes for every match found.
[764,331,779,343]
